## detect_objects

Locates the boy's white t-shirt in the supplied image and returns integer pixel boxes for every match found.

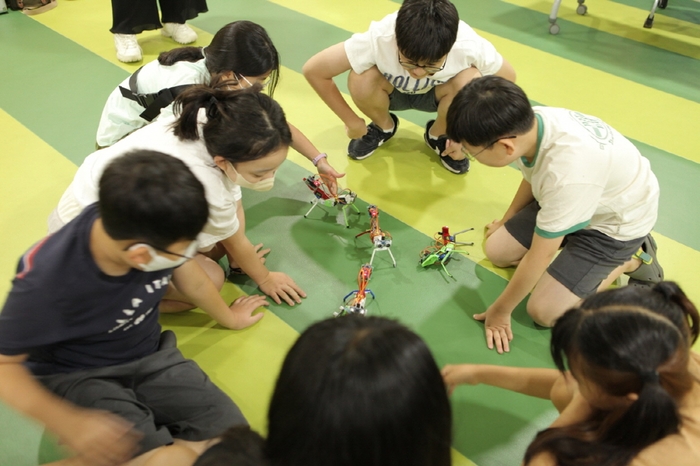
[58,111,241,251]
[96,58,210,147]
[517,106,659,242]
[344,12,503,95]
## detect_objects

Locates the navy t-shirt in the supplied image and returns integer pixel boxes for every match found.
[0,204,169,375]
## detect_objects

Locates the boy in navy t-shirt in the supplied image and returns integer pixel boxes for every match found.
[0,151,268,465]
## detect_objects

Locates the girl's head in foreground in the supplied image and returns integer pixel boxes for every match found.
[525,282,699,466]
[266,315,452,466]
[173,85,291,189]
[159,20,280,95]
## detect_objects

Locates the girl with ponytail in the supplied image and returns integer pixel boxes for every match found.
[97,20,343,187]
[524,301,699,466]
[442,282,700,465]
[52,84,307,318]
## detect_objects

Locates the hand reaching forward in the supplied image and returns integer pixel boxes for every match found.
[316,158,346,196]
[474,306,513,354]
[61,408,141,466]
[259,271,307,306]
[441,364,482,396]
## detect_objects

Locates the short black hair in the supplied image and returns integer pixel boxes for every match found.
[447,75,535,147]
[395,0,459,63]
[99,150,208,249]
[266,316,452,466]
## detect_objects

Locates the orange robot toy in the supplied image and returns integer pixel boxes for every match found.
[303,174,360,228]
[335,263,375,317]
[355,205,396,267]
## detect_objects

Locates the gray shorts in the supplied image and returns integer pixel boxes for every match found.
[38,332,246,454]
[504,201,645,298]
[388,88,438,112]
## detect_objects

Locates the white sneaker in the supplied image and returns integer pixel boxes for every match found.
[161,23,198,44]
[113,34,142,63]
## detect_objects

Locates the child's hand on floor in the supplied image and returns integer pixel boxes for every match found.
[225,295,269,330]
[258,272,307,306]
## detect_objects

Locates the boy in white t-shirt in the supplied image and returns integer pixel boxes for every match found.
[446,76,664,353]
[303,0,515,175]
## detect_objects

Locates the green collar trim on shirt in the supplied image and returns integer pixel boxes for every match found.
[535,219,591,239]
[521,113,544,168]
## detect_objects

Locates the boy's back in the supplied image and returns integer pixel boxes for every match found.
[523,106,659,242]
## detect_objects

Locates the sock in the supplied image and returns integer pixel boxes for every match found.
[381,124,395,133]
[428,131,440,140]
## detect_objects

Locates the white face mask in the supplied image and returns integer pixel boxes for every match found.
[130,241,198,272]
[226,162,275,192]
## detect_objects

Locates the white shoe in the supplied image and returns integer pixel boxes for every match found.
[161,23,198,44]
[113,34,142,63]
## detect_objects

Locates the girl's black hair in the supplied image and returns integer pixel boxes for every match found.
[266,316,452,466]
[524,303,695,466]
[579,282,699,345]
[158,21,280,96]
[172,83,291,163]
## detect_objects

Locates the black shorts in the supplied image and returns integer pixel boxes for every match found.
[504,201,645,298]
[388,88,438,112]
[38,333,246,454]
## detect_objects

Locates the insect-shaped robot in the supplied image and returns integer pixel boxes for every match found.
[335,263,375,317]
[355,205,397,267]
[419,226,474,278]
[303,174,360,228]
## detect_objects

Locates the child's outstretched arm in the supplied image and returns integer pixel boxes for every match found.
[302,43,367,139]
[172,259,269,329]
[441,364,561,399]
[288,122,345,193]
[477,234,564,353]
[0,354,140,466]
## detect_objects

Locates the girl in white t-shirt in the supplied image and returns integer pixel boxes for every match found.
[98,20,344,188]
[54,84,306,309]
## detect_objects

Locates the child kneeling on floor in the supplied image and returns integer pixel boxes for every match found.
[0,151,262,465]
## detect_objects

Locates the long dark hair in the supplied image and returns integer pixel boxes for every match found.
[172,83,291,163]
[158,21,280,96]
[524,303,695,466]
[266,316,452,466]
[579,282,699,345]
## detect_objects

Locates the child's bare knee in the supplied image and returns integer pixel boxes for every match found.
[526,300,558,327]
[209,266,225,291]
[348,68,387,100]
[484,239,512,268]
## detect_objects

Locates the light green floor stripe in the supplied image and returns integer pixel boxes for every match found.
[503,0,700,59]
[0,109,77,298]
[270,0,700,166]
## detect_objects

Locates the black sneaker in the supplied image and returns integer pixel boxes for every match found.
[348,113,399,160]
[424,120,469,174]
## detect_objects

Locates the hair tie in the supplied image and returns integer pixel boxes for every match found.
[206,95,219,119]
[640,370,660,384]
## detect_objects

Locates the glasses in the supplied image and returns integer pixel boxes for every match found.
[461,136,517,161]
[397,53,447,75]
[238,74,270,89]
